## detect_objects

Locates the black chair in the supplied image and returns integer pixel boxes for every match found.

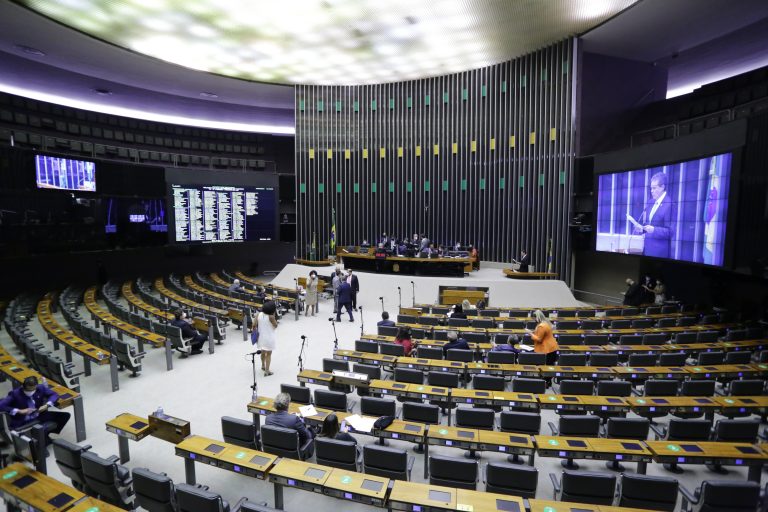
[419,316,441,326]
[617,473,678,511]
[558,354,587,366]
[112,338,146,377]
[555,320,580,330]
[480,309,500,317]
[628,353,658,367]
[576,309,596,317]
[724,351,751,364]
[549,470,617,506]
[630,319,654,329]
[260,424,313,460]
[402,403,439,452]
[360,396,396,418]
[416,346,444,360]
[52,439,92,492]
[610,320,631,329]
[583,334,609,345]
[673,380,716,419]
[455,408,494,458]
[363,445,413,481]
[238,500,280,512]
[548,415,600,469]
[394,367,423,384]
[175,483,230,512]
[657,318,677,328]
[511,378,547,394]
[352,363,381,396]
[645,306,662,315]
[280,384,311,405]
[596,380,632,422]
[658,352,687,366]
[677,316,698,327]
[473,374,505,391]
[355,340,379,353]
[675,332,698,343]
[559,379,594,397]
[81,450,135,509]
[642,333,668,345]
[708,419,760,473]
[484,462,538,498]
[380,343,405,356]
[695,351,725,365]
[556,334,584,345]
[503,320,526,329]
[471,319,495,329]
[604,417,650,470]
[637,379,679,421]
[221,416,258,449]
[132,467,176,512]
[725,329,748,341]
[448,318,470,327]
[652,418,712,473]
[314,389,352,412]
[464,332,488,344]
[323,358,352,393]
[518,352,546,365]
[487,351,516,364]
[427,371,459,413]
[621,308,639,316]
[680,480,761,512]
[499,411,540,463]
[660,305,678,314]
[315,437,358,471]
[446,348,474,362]
[589,353,619,367]
[580,320,604,330]
[697,331,719,342]
[429,455,477,490]
[727,378,765,397]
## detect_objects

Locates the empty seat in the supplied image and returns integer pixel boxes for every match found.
[52,439,92,492]
[484,462,538,498]
[557,334,584,345]
[518,352,546,365]
[429,455,477,490]
[724,351,751,364]
[280,384,311,405]
[379,343,405,356]
[132,467,177,512]
[473,374,505,391]
[610,320,631,329]
[619,334,643,345]
[416,346,444,360]
[221,416,258,449]
[559,379,594,396]
[360,396,396,417]
[628,353,658,367]
[725,329,747,341]
[402,402,439,452]
[583,334,609,345]
[728,379,764,396]
[677,317,697,327]
[555,320,580,330]
[596,380,632,421]
[175,483,230,512]
[323,358,352,393]
[658,352,687,366]
[511,378,547,394]
[394,368,423,384]
[551,470,617,506]
[355,340,379,353]
[696,351,725,365]
[313,389,350,412]
[558,354,587,366]
[549,415,600,469]
[631,319,654,328]
[675,332,698,343]
[697,331,719,342]
[604,417,650,470]
[643,333,668,345]
[471,319,495,329]
[589,353,619,367]
[315,437,358,471]
[580,320,604,330]
[617,473,678,511]
[352,363,381,396]
[81,450,135,509]
[446,348,474,362]
[362,445,412,481]
[680,480,760,512]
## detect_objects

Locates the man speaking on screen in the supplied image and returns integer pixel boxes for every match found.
[636,172,674,258]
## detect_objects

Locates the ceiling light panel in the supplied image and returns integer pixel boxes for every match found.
[20,0,638,85]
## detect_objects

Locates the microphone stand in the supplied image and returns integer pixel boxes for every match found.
[379,297,384,313]
[298,335,308,372]
[411,281,416,307]
[328,318,339,351]
[359,306,364,337]
[294,278,300,320]
[397,287,402,310]
[247,350,260,402]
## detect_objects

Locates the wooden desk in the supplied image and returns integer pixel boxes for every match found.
[534,435,596,463]
[339,251,471,277]
[105,413,151,463]
[368,379,412,399]
[0,462,123,512]
[477,430,536,465]
[322,468,390,507]
[684,364,758,380]
[297,369,334,386]
[374,419,426,444]
[537,394,585,412]
[536,436,650,473]
[539,365,615,381]
[247,397,333,428]
[0,347,86,442]
[456,489,526,512]
[503,269,558,279]
[175,435,277,485]
[714,396,768,416]
[612,366,688,382]
[122,280,174,321]
[388,480,457,511]
[405,384,450,402]
[154,277,229,317]
[627,396,719,418]
[646,440,768,481]
[334,349,396,366]
[449,389,539,410]
[397,357,466,373]
[268,458,332,510]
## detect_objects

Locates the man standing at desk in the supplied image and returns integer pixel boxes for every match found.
[518,249,530,272]
[637,172,674,259]
[0,376,70,444]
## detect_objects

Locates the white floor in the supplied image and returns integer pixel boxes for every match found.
[0,264,759,511]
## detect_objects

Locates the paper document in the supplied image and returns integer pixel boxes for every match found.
[518,343,534,352]
[626,213,643,230]
[298,405,318,418]
[344,414,376,433]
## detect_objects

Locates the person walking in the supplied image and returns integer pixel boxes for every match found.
[254,300,279,376]
[305,270,318,316]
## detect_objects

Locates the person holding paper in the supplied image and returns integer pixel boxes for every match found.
[525,310,559,364]
[266,392,315,458]
[319,413,356,443]
[636,172,674,258]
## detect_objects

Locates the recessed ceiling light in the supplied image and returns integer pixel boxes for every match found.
[199,92,219,99]
[92,88,113,96]
[14,44,46,57]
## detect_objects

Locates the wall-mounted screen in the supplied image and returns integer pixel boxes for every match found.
[171,184,276,243]
[35,154,96,192]
[595,153,732,266]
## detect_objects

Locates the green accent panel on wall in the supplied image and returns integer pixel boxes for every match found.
[299,182,306,193]
[335,101,342,112]
[518,175,525,188]
[371,99,377,110]
[538,173,545,186]
[353,183,360,193]
[460,179,468,191]
[317,100,324,112]
[424,180,430,192]
[388,182,394,193]
[499,178,505,189]
[299,99,305,111]
[479,178,486,190]
[481,84,487,97]
[353,100,359,112]
[442,180,449,191]
[425,94,431,106]
[336,182,342,193]
[559,170,566,185]
[406,181,412,192]
[371,182,377,193]
[318,183,325,193]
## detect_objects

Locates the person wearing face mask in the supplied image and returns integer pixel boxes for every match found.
[0,376,70,443]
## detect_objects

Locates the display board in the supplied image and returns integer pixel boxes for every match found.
[35,154,96,192]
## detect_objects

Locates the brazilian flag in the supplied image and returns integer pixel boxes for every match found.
[330,208,336,255]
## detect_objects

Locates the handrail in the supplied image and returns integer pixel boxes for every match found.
[570,288,624,306]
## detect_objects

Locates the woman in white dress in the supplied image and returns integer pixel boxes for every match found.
[255,300,279,376]
[305,270,318,316]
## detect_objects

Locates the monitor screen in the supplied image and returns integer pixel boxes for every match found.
[170,184,277,243]
[35,154,96,192]
[11,432,38,466]
[595,153,732,266]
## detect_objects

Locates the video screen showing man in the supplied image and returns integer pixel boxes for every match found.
[635,172,674,259]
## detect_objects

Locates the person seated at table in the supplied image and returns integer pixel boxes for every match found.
[443,330,470,355]
[360,239,371,249]
[378,311,396,327]
[0,376,70,445]
[449,304,467,319]
[525,309,559,364]
[461,299,476,313]
[170,309,207,354]
[228,278,244,293]
[266,392,315,458]
[394,326,416,356]
[490,334,519,353]
[318,413,356,444]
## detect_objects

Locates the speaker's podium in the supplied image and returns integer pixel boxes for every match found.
[595,233,644,255]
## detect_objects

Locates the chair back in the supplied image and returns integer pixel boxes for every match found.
[360,397,396,417]
[724,351,751,364]
[313,389,348,411]
[427,371,460,388]
[394,368,423,384]
[417,346,444,360]
[315,437,358,471]
[517,352,546,365]
[428,455,477,490]
[696,351,725,365]
[618,473,678,511]
[487,351,516,364]
[597,380,632,397]
[560,470,616,505]
[323,358,349,372]
[280,384,312,405]
[355,340,379,353]
[363,444,410,481]
[485,462,538,498]
[260,425,301,459]
[725,329,747,341]
[619,335,643,345]
[473,374,505,391]
[52,439,91,490]
[132,467,176,512]
[455,408,495,429]
[175,483,229,512]
[674,332,697,343]
[583,334,608,345]
[642,333,668,345]
[627,353,658,367]
[511,378,546,394]
[81,451,134,509]
[589,353,619,367]
[380,343,405,356]
[644,379,679,396]
[402,402,439,424]
[657,352,687,366]
[559,415,600,437]
[729,379,764,396]
[352,363,381,381]
[697,331,719,342]
[480,310,499,317]
[558,354,587,366]
[680,379,716,397]
[499,411,540,434]
[605,417,649,440]
[610,320,631,329]
[666,418,712,441]
[446,349,473,362]
[221,416,258,449]
[471,319,494,329]
[699,480,760,511]
[377,325,398,337]
[559,379,594,396]
[448,318,470,327]
[713,419,759,443]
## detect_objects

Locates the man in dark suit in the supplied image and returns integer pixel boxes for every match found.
[336,279,354,322]
[378,311,395,327]
[0,376,70,443]
[170,309,207,354]
[518,249,530,272]
[442,330,470,356]
[639,172,674,259]
[265,392,315,459]
[348,270,360,310]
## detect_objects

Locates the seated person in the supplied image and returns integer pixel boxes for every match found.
[0,376,70,444]
[360,240,371,249]
[318,413,356,443]
[254,285,267,300]
[228,278,244,293]
[443,330,470,355]
[394,326,416,356]
[377,311,396,327]
[476,293,489,310]
[491,334,520,352]
[265,392,315,458]
[449,304,467,319]
[461,299,476,312]
[170,309,207,354]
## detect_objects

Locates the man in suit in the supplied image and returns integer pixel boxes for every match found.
[336,278,354,322]
[265,392,315,459]
[347,270,360,310]
[518,249,530,272]
[639,172,674,259]
[331,268,342,314]
[0,376,70,443]
[170,310,207,354]
[442,330,470,356]
[378,311,396,327]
